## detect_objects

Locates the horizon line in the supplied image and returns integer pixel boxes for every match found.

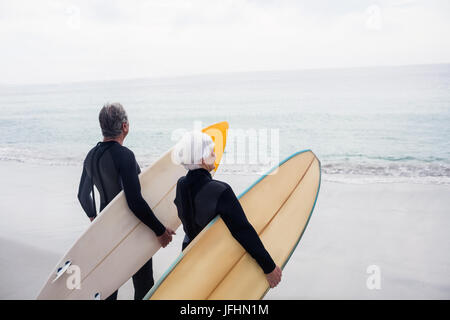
[1,61,449,88]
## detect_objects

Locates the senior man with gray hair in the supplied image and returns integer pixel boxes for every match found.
[77,103,175,300]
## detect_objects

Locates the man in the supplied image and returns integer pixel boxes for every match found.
[172,131,282,288]
[77,103,175,300]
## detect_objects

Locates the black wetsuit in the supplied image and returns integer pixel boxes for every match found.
[174,168,276,274]
[77,141,165,300]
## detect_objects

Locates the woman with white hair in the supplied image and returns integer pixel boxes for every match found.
[172,131,282,288]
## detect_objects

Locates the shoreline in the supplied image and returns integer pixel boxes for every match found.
[0,158,448,186]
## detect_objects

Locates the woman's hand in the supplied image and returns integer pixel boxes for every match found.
[266,265,282,288]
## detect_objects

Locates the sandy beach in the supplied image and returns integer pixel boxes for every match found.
[0,160,449,299]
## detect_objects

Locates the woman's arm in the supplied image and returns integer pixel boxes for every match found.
[217,186,276,274]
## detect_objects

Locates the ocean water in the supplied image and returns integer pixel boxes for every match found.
[1,64,449,184]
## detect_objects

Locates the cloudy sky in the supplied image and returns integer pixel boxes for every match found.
[1,0,449,84]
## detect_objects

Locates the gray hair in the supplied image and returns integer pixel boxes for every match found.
[99,103,128,138]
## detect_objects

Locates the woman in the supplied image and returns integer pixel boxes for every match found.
[172,131,282,288]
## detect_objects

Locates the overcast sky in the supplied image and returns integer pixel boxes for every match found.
[1,0,449,84]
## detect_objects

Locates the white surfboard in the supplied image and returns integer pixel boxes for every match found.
[37,121,228,300]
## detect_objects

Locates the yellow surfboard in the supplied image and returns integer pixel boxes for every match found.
[145,149,321,300]
[37,121,228,300]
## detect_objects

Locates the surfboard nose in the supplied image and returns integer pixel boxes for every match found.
[202,121,229,171]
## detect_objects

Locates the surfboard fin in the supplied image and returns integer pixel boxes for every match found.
[51,260,72,283]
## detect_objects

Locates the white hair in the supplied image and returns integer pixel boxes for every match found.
[172,131,215,170]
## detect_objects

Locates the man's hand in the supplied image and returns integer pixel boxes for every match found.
[157,228,176,248]
[266,265,282,288]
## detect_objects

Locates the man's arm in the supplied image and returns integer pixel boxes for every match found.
[77,165,97,219]
[217,186,276,274]
[117,149,166,237]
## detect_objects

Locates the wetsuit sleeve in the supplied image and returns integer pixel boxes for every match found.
[136,162,141,175]
[217,186,276,274]
[77,165,96,218]
[118,149,166,237]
